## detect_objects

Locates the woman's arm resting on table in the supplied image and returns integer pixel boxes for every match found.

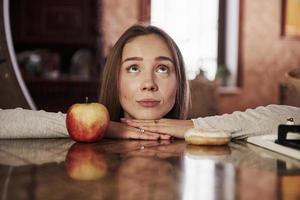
[0,108,68,139]
[122,105,300,139]
[192,104,300,139]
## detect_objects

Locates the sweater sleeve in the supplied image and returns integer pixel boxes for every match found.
[0,108,69,139]
[191,105,300,139]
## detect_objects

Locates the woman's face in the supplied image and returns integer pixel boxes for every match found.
[119,34,177,120]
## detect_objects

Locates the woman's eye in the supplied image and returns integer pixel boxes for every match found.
[126,65,140,73]
[156,65,169,74]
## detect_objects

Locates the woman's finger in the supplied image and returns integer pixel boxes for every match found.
[134,124,189,139]
[159,134,171,140]
[138,133,160,140]
[121,119,171,134]
[123,128,158,140]
[138,130,171,140]
[121,119,156,128]
[139,125,173,135]
[124,127,171,140]
[107,122,156,140]
[108,121,172,140]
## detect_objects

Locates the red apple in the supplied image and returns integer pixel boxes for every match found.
[66,102,110,142]
[65,143,107,181]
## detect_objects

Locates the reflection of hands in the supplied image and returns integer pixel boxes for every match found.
[121,118,194,139]
[105,121,171,140]
[123,140,185,158]
[117,157,177,200]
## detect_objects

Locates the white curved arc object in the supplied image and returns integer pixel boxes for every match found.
[3,0,36,110]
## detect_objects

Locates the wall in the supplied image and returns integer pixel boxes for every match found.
[219,0,300,114]
[101,0,139,56]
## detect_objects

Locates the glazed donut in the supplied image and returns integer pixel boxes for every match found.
[184,128,231,146]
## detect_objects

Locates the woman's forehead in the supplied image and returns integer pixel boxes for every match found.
[122,34,173,59]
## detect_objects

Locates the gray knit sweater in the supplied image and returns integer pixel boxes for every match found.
[0,108,68,138]
[192,105,300,139]
[0,105,299,139]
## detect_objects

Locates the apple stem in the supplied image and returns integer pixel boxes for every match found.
[85,97,89,104]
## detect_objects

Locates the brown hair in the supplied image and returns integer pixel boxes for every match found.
[99,24,190,121]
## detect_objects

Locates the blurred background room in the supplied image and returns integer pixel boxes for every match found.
[3,0,300,115]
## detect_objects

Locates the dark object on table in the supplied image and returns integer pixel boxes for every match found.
[275,124,300,150]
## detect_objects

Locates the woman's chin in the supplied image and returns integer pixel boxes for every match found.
[132,113,164,120]
[123,109,169,120]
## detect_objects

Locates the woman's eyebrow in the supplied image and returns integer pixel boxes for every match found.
[121,57,143,64]
[121,56,174,64]
[155,56,174,64]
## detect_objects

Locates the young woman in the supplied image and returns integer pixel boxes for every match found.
[98,24,189,140]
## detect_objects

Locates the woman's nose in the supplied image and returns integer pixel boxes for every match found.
[140,73,158,91]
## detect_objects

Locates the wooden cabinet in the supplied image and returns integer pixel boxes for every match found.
[25,77,99,112]
[10,0,102,112]
[11,0,99,46]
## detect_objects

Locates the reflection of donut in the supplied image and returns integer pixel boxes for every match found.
[184,128,231,146]
[186,144,231,156]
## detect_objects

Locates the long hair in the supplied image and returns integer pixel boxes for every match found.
[99,24,190,121]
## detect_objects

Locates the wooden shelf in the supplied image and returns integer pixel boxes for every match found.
[11,0,99,46]
[25,77,99,112]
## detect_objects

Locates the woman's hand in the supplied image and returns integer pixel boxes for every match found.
[121,118,194,139]
[105,121,171,140]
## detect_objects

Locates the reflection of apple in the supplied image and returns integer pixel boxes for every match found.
[66,102,109,142]
[65,143,107,181]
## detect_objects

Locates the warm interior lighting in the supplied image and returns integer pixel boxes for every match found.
[151,0,219,80]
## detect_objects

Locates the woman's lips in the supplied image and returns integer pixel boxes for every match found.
[137,100,160,108]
